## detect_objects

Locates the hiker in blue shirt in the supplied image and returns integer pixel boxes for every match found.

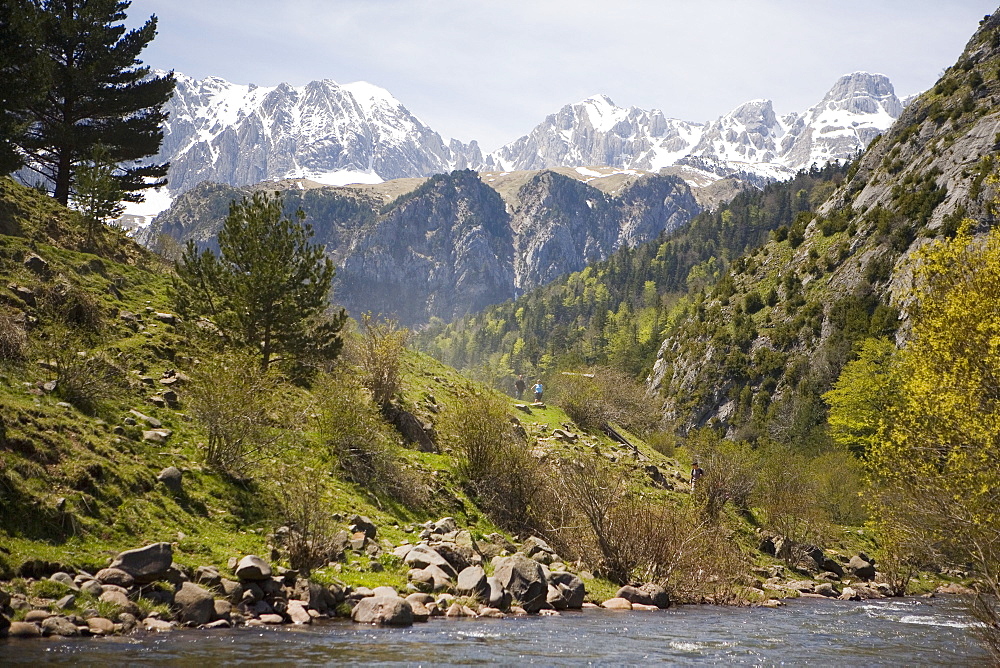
[532,380,544,403]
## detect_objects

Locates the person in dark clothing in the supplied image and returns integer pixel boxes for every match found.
[690,461,705,491]
[515,374,526,399]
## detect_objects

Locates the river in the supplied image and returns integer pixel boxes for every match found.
[0,596,988,666]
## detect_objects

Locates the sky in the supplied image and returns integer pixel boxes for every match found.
[135,0,999,152]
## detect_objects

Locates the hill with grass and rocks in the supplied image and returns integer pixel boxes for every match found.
[2,172,952,642]
[647,11,1000,446]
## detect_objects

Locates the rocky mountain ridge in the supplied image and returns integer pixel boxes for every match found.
[648,12,1000,441]
[145,169,700,326]
[145,71,902,220]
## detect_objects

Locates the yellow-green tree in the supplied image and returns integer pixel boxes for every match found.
[862,220,1000,653]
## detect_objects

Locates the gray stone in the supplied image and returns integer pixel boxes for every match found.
[486,576,512,611]
[24,609,52,623]
[174,582,216,626]
[814,582,840,597]
[351,596,413,626]
[195,566,222,590]
[493,555,548,613]
[235,555,272,581]
[99,589,140,617]
[109,542,173,583]
[50,572,79,591]
[128,409,161,428]
[157,467,183,493]
[41,615,80,637]
[87,617,115,635]
[54,594,76,610]
[81,580,104,597]
[372,586,399,598]
[213,599,232,621]
[8,621,41,638]
[848,556,876,581]
[403,544,457,578]
[143,617,176,632]
[96,567,135,588]
[220,578,244,603]
[456,566,490,601]
[549,572,586,609]
[287,601,312,624]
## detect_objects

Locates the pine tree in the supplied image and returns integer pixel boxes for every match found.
[18,0,175,205]
[0,1,50,174]
[174,192,346,372]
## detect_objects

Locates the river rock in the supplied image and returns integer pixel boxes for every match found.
[220,579,244,603]
[548,572,586,609]
[408,599,431,622]
[109,542,173,583]
[493,555,547,613]
[404,544,456,578]
[96,567,135,588]
[372,586,399,598]
[601,597,633,610]
[24,609,52,623]
[213,600,232,621]
[99,590,140,617]
[54,594,76,610]
[144,617,176,632]
[8,621,41,638]
[50,572,79,591]
[847,556,876,581]
[814,582,839,597]
[174,582,215,625]
[81,580,104,597]
[486,576,512,611]
[287,601,312,624]
[352,596,413,626]
[195,566,222,590]
[87,617,115,635]
[41,615,79,637]
[235,555,272,581]
[456,566,490,601]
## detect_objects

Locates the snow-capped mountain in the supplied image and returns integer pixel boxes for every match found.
[139,71,902,224]
[488,72,903,180]
[157,72,482,196]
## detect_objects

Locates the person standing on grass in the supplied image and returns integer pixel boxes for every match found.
[515,374,526,399]
[532,380,544,403]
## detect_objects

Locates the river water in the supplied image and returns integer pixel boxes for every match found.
[0,596,988,666]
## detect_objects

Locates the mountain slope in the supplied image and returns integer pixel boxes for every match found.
[145,169,700,326]
[648,11,1000,445]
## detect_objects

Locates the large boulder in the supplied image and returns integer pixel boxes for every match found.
[41,615,79,637]
[351,596,414,626]
[235,555,272,581]
[109,542,173,584]
[403,545,457,578]
[95,567,135,588]
[847,555,876,581]
[433,542,472,574]
[456,566,490,601]
[493,555,547,613]
[174,582,216,626]
[486,576,512,611]
[348,515,377,539]
[548,572,586,609]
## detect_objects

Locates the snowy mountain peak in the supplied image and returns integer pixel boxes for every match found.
[819,71,902,116]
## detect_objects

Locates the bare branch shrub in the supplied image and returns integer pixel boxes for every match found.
[313,369,430,509]
[552,367,659,435]
[36,281,104,331]
[443,391,541,533]
[348,313,409,409]
[539,452,748,600]
[186,351,291,477]
[271,465,339,575]
[0,308,28,363]
[753,444,830,552]
[35,328,132,414]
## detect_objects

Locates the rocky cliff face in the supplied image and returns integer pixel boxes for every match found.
[647,12,1000,440]
[145,169,700,326]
